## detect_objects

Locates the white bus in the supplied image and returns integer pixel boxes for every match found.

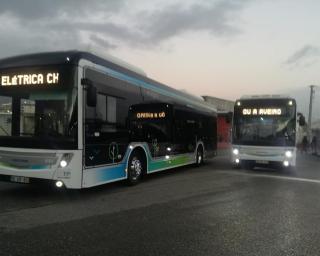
[231,95,297,169]
[0,51,217,189]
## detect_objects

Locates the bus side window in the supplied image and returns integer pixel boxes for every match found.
[97,94,107,121]
[173,109,196,153]
[107,96,117,123]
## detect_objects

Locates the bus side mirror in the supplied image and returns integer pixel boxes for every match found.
[82,78,97,107]
[298,114,306,126]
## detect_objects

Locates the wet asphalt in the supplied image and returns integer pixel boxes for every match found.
[0,152,320,256]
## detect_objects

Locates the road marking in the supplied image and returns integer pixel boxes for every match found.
[218,170,320,184]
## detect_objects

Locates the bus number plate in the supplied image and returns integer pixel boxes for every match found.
[256,160,269,164]
[10,176,30,184]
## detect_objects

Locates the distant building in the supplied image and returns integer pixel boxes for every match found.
[0,101,35,136]
[202,96,234,149]
[202,96,234,112]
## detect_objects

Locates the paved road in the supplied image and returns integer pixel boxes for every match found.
[0,153,319,256]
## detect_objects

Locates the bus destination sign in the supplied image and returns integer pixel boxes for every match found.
[242,108,283,116]
[136,111,166,119]
[0,72,59,86]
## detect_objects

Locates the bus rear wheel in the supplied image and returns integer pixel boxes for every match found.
[195,146,204,167]
[127,151,145,185]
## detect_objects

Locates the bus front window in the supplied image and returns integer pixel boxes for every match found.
[0,88,77,149]
[234,116,295,146]
[233,103,296,147]
[0,95,12,136]
[35,100,66,136]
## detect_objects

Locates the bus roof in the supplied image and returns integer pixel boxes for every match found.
[0,50,216,114]
[0,50,147,76]
[239,94,292,100]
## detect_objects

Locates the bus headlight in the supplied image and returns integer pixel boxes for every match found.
[285,151,292,158]
[55,180,64,188]
[283,160,289,167]
[59,153,73,168]
[233,148,239,155]
[60,160,68,168]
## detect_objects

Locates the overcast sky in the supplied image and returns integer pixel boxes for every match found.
[0,0,319,118]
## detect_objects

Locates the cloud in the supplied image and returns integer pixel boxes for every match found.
[285,45,320,67]
[44,0,249,42]
[140,0,248,43]
[0,0,128,57]
[90,35,117,50]
[0,0,124,20]
[48,20,139,44]
[0,13,85,57]
[0,0,251,57]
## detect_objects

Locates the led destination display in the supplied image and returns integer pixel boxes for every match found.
[241,108,283,116]
[1,72,59,86]
[136,111,166,119]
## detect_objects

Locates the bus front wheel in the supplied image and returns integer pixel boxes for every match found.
[127,151,145,185]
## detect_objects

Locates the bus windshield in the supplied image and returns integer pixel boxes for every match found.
[233,100,296,147]
[0,87,77,149]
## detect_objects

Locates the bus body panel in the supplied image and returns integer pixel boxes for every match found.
[80,58,216,188]
[53,150,83,189]
[231,145,296,166]
[82,142,197,188]
[0,148,83,188]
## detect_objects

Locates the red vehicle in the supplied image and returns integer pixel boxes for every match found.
[217,111,232,149]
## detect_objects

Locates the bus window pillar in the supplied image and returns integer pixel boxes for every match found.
[11,97,21,136]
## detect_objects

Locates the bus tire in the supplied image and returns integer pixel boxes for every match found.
[195,146,204,167]
[127,150,145,185]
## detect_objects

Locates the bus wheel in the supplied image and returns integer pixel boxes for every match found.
[195,146,204,167]
[127,151,144,185]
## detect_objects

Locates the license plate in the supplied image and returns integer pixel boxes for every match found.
[10,176,30,184]
[256,160,269,164]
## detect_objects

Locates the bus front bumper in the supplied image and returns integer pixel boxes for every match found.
[231,146,296,167]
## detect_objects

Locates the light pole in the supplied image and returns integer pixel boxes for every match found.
[308,85,319,140]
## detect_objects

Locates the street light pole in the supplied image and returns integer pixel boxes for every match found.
[308,85,318,140]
